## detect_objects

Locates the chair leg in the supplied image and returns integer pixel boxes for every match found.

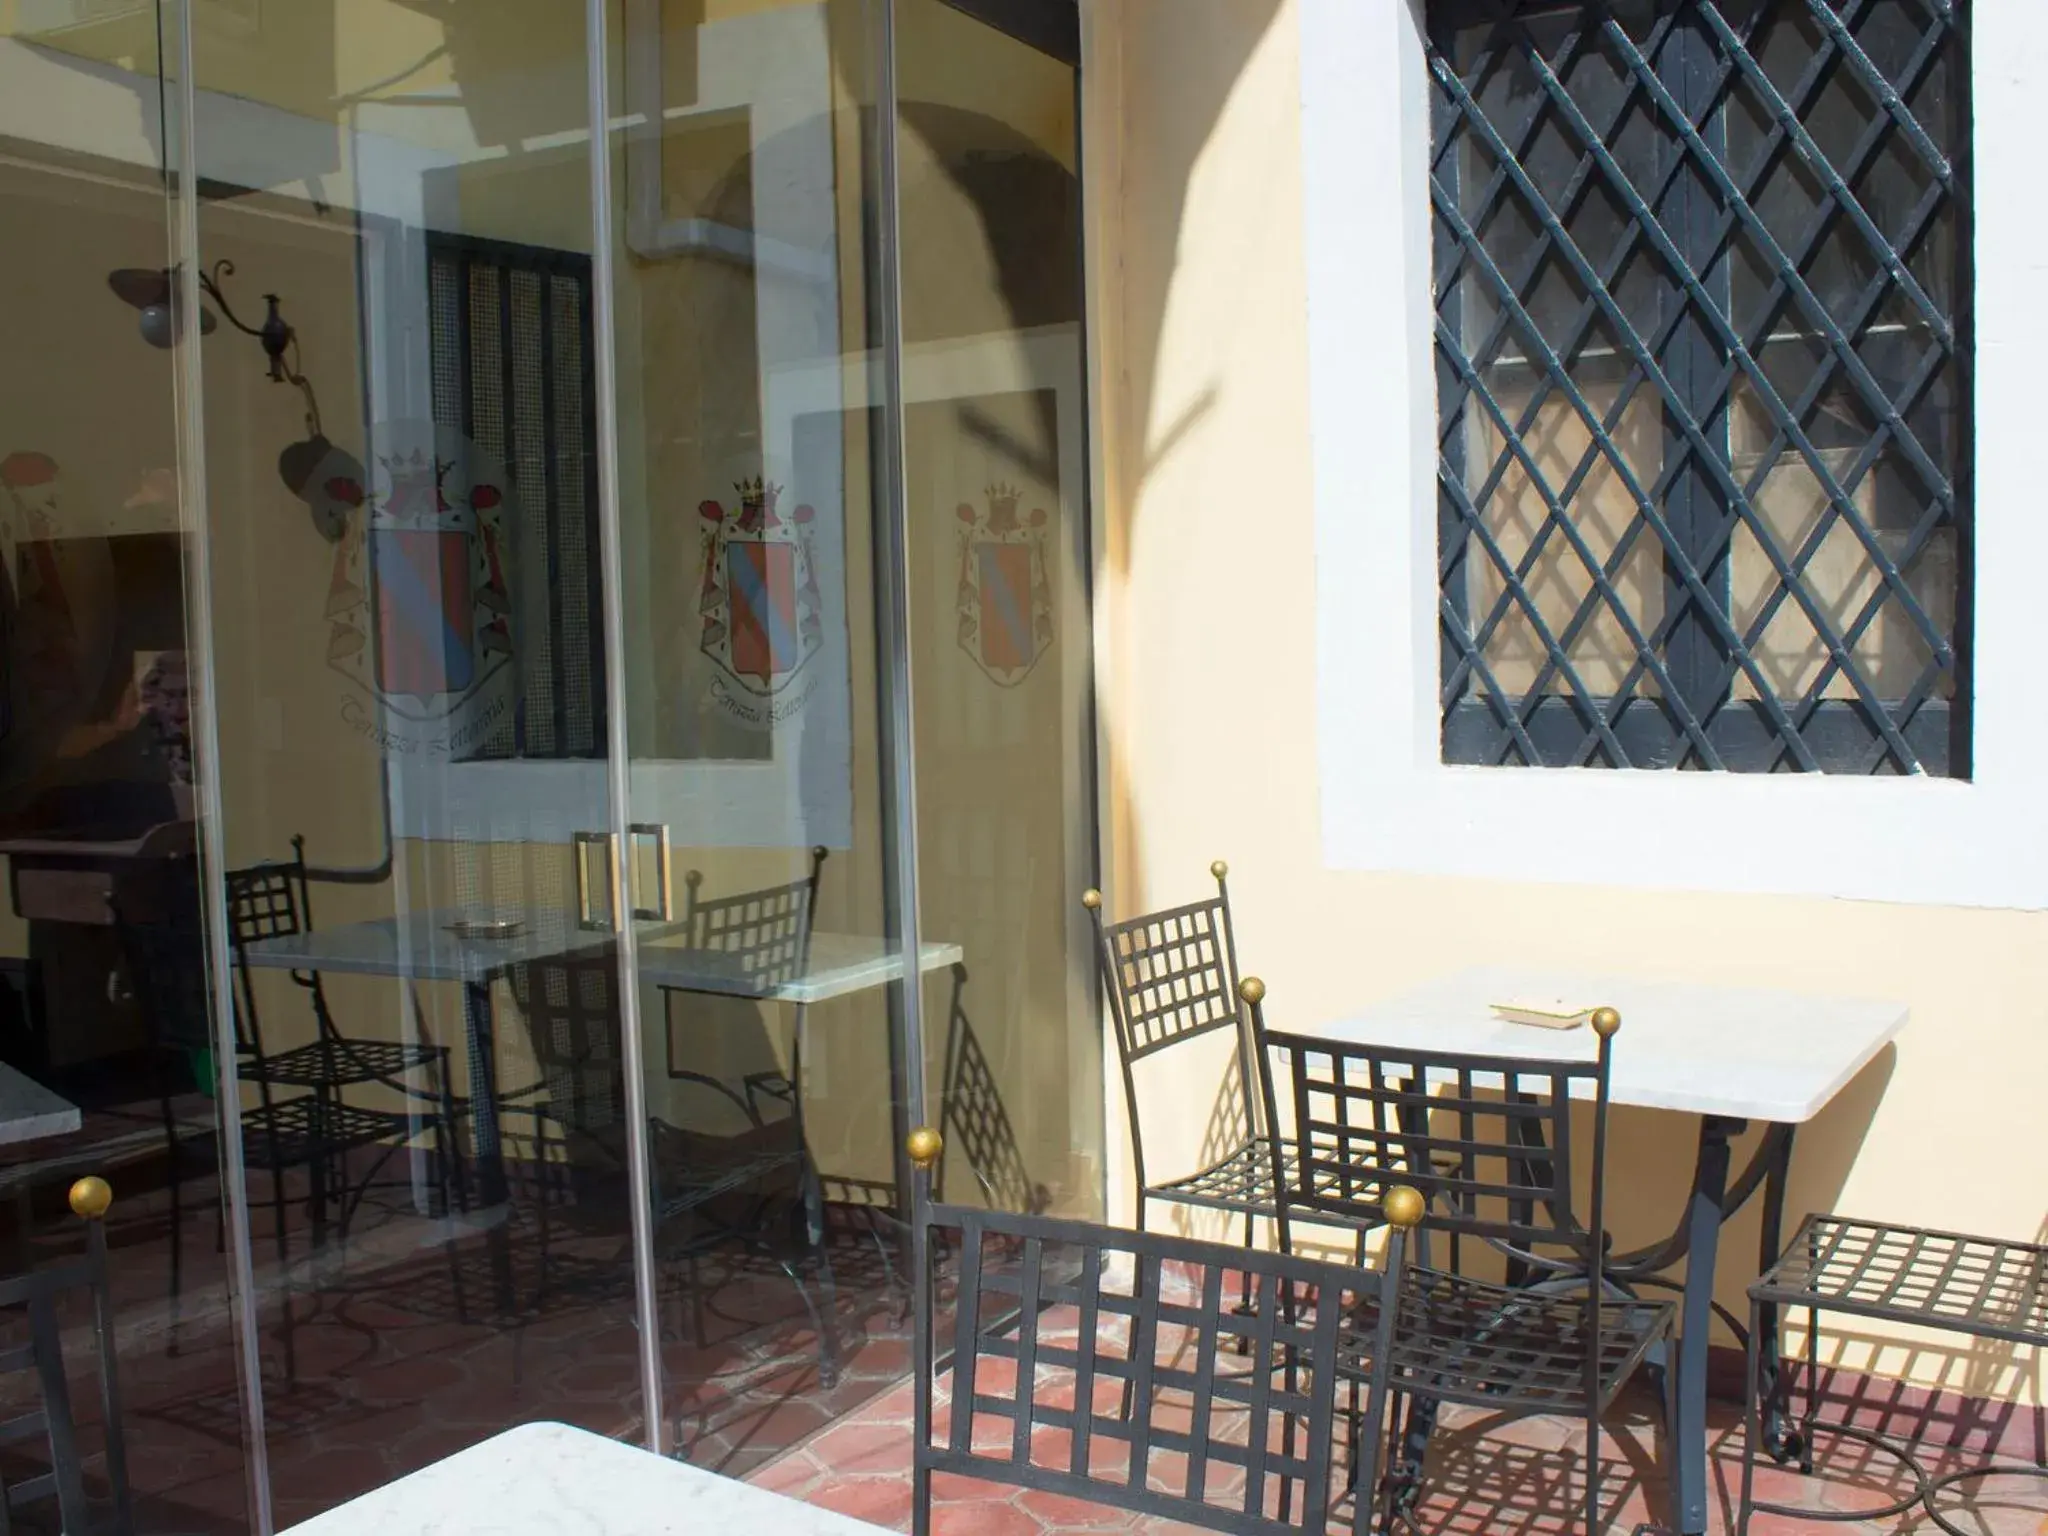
[1737,1301,1763,1536]
[1120,1197,1149,1421]
[911,1462,932,1536]
[166,1153,186,1358]
[802,1160,840,1388]
[272,1163,296,1383]
[437,1116,469,1325]
[1231,1206,1256,1356]
[1349,1377,1392,1536]
[1583,1400,1601,1536]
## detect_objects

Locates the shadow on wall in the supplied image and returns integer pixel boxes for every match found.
[1095,0,1285,922]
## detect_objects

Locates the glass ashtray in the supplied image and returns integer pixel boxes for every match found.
[447,916,524,940]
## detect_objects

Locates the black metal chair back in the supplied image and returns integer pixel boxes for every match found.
[0,1178,132,1536]
[677,847,827,993]
[1255,1012,1616,1271]
[221,836,326,1062]
[1084,865,1258,1194]
[916,1201,1414,1536]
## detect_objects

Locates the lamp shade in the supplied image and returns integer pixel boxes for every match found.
[279,434,367,543]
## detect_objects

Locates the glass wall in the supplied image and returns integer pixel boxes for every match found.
[0,4,253,1531]
[0,0,1094,1527]
[894,0,1097,1224]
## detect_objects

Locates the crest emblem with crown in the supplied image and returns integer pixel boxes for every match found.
[954,482,1053,686]
[323,422,517,755]
[696,477,824,723]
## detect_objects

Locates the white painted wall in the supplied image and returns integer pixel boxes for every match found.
[1302,0,2048,910]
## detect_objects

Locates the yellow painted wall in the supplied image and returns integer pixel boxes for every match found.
[1085,0,2047,1400]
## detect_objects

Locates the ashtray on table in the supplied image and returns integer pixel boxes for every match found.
[447,916,525,940]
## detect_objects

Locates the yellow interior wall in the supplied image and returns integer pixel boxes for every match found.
[1088,0,2047,1401]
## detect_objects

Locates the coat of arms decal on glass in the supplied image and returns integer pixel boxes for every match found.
[955,483,1053,686]
[324,422,517,757]
[696,478,825,728]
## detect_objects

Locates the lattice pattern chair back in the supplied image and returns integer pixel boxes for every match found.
[0,1178,132,1536]
[1255,1004,1616,1267]
[679,847,828,992]
[1085,867,1261,1189]
[916,1202,1413,1536]
[222,841,325,1056]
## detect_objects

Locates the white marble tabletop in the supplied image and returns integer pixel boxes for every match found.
[0,1062,80,1146]
[278,1421,887,1535]
[241,907,963,1004]
[1295,967,1906,1123]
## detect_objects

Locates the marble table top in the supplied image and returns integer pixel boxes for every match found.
[1295,966,1907,1123]
[0,1062,80,1146]
[242,906,962,1004]
[278,1422,888,1535]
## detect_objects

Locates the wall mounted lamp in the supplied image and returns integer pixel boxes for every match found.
[107,260,364,541]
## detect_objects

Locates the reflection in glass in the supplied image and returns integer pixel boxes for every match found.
[0,5,251,1531]
[188,1,640,1523]
[896,0,1101,1224]
[605,0,930,1467]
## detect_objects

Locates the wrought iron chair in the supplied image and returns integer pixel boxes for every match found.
[1739,1215,2048,1534]
[1249,985,1676,1536]
[914,1192,1423,1536]
[223,838,463,1210]
[116,854,464,1376]
[661,848,827,1120]
[0,1175,132,1536]
[1082,864,1303,1280]
[512,955,840,1385]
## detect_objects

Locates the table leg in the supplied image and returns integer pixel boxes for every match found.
[463,977,514,1311]
[1753,1125,1797,1463]
[1671,1116,1738,1536]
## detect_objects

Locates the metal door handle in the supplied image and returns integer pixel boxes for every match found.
[573,830,620,932]
[628,823,674,922]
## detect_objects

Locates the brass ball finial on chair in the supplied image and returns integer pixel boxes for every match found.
[1211,860,1228,880]
[69,1176,112,1221]
[1384,1185,1425,1230]
[1238,976,1265,1006]
[906,1127,944,1171]
[1590,1006,1622,1039]
[1082,889,1101,910]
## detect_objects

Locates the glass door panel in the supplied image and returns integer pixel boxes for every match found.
[186,1,640,1522]
[597,0,926,1466]
[893,0,1100,1222]
[0,6,256,1531]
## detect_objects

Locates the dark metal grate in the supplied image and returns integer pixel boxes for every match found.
[427,233,605,762]
[1262,1029,1601,1252]
[1431,0,1970,774]
[921,1203,1393,1536]
[677,852,824,992]
[1099,899,1239,1061]
[1754,1215,2048,1348]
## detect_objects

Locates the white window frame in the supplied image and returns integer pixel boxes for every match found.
[1302,0,2048,910]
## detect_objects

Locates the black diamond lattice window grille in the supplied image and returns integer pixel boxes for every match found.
[1431,0,1970,774]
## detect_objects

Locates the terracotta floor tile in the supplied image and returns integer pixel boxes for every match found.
[808,1473,917,1528]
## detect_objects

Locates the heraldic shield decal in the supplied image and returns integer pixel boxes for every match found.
[697,479,825,726]
[324,422,518,755]
[955,483,1053,686]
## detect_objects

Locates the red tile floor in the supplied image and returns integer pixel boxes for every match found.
[1,1107,2038,1536]
[753,1370,2047,1535]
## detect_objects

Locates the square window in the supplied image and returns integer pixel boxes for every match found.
[1429,0,1970,774]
